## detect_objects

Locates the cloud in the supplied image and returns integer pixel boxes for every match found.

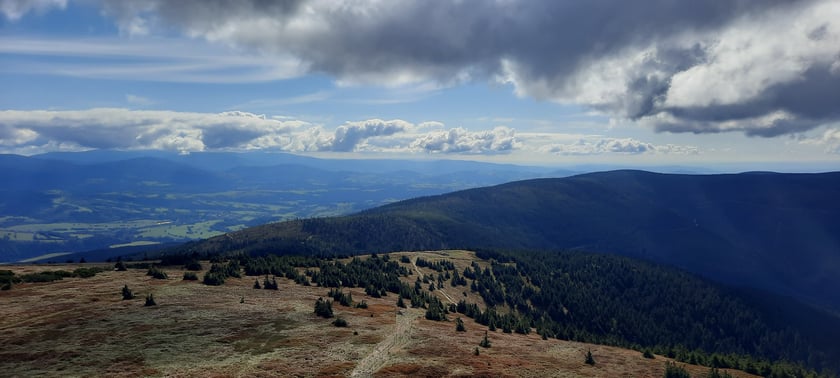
[125,94,153,106]
[91,0,840,137]
[799,128,840,154]
[0,108,308,154]
[539,136,699,156]
[0,0,65,20]
[409,126,518,154]
[325,119,410,152]
[0,37,306,83]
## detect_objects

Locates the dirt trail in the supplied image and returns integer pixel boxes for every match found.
[411,257,456,305]
[350,307,421,377]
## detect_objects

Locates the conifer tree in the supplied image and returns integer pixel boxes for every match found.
[121,284,134,300]
[144,293,156,306]
[479,330,491,348]
[456,317,466,332]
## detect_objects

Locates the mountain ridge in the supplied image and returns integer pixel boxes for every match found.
[173,170,840,311]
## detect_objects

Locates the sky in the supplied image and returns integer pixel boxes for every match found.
[1,0,840,169]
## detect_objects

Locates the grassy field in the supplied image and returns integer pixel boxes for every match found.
[0,251,759,377]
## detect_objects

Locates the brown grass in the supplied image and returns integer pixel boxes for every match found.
[0,256,761,377]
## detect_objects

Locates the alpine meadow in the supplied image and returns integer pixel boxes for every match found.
[2,1,840,377]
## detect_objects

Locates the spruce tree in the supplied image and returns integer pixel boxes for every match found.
[479,330,491,348]
[121,284,134,300]
[585,349,595,365]
[144,293,156,306]
[456,317,466,332]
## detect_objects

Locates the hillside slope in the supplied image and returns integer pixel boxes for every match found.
[176,170,840,311]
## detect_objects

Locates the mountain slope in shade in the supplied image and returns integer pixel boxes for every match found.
[176,170,840,311]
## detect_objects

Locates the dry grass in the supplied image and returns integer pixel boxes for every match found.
[0,255,759,377]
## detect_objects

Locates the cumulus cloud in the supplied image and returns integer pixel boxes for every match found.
[91,0,840,138]
[540,137,699,156]
[409,126,518,154]
[326,119,410,152]
[0,109,308,154]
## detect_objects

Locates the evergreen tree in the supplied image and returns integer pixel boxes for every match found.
[314,297,334,318]
[397,296,406,308]
[253,278,261,289]
[115,260,127,271]
[121,284,134,300]
[144,293,156,306]
[479,330,491,348]
[585,348,595,365]
[456,317,466,332]
[664,362,691,378]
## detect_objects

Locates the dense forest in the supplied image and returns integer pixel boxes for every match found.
[160,250,840,376]
[167,171,840,313]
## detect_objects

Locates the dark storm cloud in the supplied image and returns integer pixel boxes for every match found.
[34,1,840,137]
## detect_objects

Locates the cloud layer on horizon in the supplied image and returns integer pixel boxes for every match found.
[52,0,840,138]
[0,108,701,157]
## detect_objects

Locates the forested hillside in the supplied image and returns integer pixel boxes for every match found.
[171,170,840,311]
[154,250,840,375]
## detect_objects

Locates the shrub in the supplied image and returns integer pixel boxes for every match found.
[182,272,198,281]
[114,261,128,271]
[664,362,690,378]
[355,300,368,309]
[73,267,104,278]
[183,260,203,271]
[122,284,135,300]
[146,266,168,279]
[332,317,348,327]
[314,297,334,318]
[643,350,655,359]
[202,272,225,286]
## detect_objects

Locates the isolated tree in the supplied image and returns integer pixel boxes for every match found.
[474,347,480,356]
[144,293,156,306]
[253,278,261,289]
[115,260,127,271]
[121,284,135,300]
[397,296,406,308]
[585,348,595,365]
[479,330,491,348]
[456,317,466,332]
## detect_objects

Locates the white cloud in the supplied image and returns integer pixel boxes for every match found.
[0,37,306,83]
[538,136,699,156]
[799,127,840,154]
[409,126,518,154]
[85,0,840,138]
[0,0,65,21]
[0,108,307,154]
[125,94,153,106]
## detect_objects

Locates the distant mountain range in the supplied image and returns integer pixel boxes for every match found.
[174,170,840,311]
[1,151,563,262]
